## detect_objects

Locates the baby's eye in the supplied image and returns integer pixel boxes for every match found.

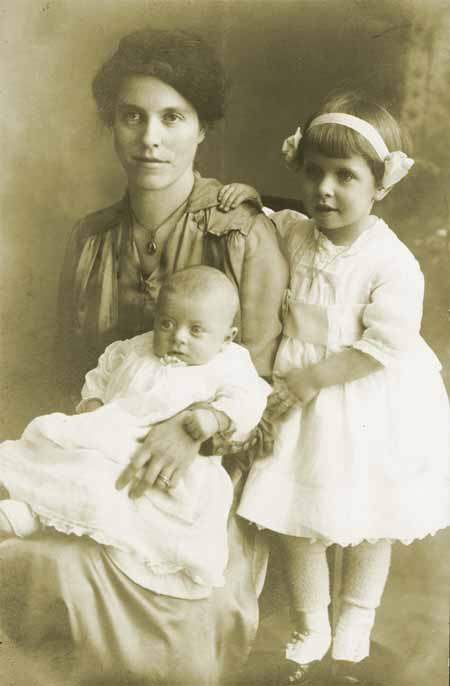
[190,325,204,336]
[159,319,173,331]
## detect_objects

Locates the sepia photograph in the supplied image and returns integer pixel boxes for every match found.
[0,1,448,685]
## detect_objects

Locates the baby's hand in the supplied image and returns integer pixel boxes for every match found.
[182,409,221,442]
[218,183,261,212]
[75,398,104,414]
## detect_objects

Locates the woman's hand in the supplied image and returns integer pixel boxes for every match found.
[275,368,320,407]
[218,183,261,212]
[116,411,201,498]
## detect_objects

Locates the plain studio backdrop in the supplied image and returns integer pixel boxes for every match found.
[0,1,448,684]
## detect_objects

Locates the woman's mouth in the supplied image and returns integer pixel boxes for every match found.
[134,157,169,167]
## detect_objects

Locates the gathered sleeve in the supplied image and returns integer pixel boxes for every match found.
[239,214,289,377]
[78,339,127,405]
[353,252,425,367]
[210,346,272,440]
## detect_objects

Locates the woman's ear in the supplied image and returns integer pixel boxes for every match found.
[197,125,206,145]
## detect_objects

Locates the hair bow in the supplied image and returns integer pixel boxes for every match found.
[281,127,303,170]
[382,151,414,189]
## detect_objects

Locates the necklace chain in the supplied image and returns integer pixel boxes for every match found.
[292,229,351,291]
[129,196,188,255]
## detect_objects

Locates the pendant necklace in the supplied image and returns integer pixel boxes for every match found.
[130,197,189,255]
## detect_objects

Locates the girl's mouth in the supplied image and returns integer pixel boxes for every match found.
[315,204,337,213]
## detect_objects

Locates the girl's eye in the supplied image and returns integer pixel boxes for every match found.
[304,164,321,180]
[190,325,203,336]
[337,169,355,183]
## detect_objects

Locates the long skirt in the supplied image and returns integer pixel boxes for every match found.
[0,468,267,686]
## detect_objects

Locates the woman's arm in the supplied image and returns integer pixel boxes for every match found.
[239,214,289,377]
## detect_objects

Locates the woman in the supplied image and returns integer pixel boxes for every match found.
[0,28,287,686]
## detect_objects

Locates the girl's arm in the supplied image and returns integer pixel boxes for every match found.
[284,249,424,405]
[282,349,382,406]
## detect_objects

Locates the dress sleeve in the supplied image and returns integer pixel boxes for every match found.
[80,339,127,403]
[239,214,289,377]
[210,346,272,440]
[353,252,424,367]
[55,218,96,395]
[269,209,310,243]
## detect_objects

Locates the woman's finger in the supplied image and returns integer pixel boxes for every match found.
[115,444,153,490]
[129,458,175,498]
[166,466,183,489]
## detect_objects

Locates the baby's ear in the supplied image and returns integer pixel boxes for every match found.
[224,326,238,344]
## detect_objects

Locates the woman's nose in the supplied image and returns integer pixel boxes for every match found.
[141,116,163,148]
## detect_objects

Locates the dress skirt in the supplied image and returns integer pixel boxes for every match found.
[0,468,267,686]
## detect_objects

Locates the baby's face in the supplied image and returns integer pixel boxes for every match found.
[153,291,236,365]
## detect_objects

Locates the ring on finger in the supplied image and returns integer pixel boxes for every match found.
[157,474,171,490]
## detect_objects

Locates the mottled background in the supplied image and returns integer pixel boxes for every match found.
[0,1,448,684]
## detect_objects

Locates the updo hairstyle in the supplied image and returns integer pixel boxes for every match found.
[92,28,226,128]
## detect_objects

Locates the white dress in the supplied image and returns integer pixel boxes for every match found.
[238,213,450,546]
[0,332,270,598]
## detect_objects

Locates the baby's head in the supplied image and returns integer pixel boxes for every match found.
[294,91,411,189]
[153,266,239,365]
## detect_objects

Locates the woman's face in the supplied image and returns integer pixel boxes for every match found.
[112,75,205,192]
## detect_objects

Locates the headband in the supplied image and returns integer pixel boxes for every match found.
[281,112,414,188]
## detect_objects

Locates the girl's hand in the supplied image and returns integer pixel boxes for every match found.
[218,183,261,212]
[116,411,201,498]
[265,384,299,421]
[276,368,320,407]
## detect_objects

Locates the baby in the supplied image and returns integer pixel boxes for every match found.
[0,266,270,599]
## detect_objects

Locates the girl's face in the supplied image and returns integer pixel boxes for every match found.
[112,75,205,193]
[300,150,386,244]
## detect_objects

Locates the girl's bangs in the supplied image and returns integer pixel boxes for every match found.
[302,124,376,161]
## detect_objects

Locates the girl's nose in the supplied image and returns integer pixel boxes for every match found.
[317,174,334,197]
[141,116,163,148]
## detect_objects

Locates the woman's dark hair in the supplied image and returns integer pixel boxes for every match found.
[92,28,226,127]
[297,91,411,186]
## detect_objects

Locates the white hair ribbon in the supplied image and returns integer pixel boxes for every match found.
[281,113,414,188]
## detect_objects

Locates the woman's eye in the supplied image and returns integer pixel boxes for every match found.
[124,111,142,125]
[163,112,183,125]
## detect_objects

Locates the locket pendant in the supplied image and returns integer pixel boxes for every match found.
[147,239,157,255]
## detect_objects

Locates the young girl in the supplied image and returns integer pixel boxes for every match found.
[0,266,270,600]
[221,92,450,683]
